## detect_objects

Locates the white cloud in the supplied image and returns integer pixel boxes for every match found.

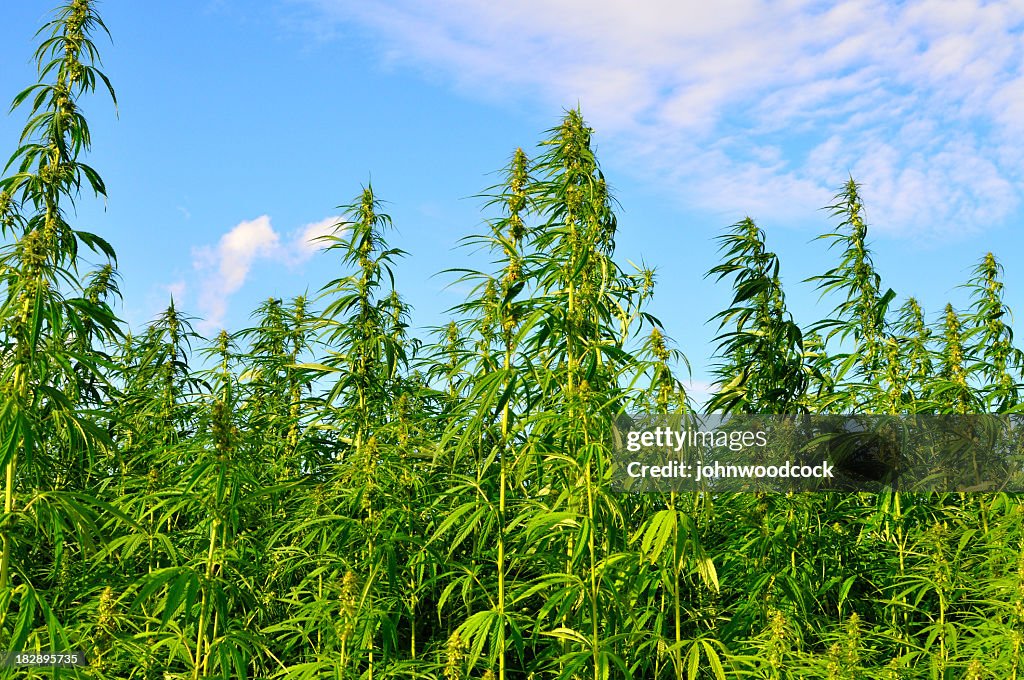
[219,216,281,289]
[192,214,341,330]
[193,215,280,330]
[295,0,1024,237]
[292,215,344,260]
[165,280,186,302]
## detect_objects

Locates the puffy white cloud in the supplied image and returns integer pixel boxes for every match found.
[193,215,280,329]
[192,214,341,330]
[297,0,1024,237]
[218,216,281,289]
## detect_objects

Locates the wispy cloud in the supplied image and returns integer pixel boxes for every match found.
[294,215,343,260]
[293,0,1024,237]
[165,280,187,303]
[192,214,342,330]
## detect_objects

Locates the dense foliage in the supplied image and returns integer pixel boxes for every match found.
[1,3,1023,678]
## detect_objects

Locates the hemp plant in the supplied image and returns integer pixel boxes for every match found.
[0,0,121,659]
[963,253,1023,412]
[706,218,808,414]
[811,178,896,411]
[520,109,654,679]
[428,145,541,679]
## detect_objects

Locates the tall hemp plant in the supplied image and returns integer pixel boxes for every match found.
[706,218,808,415]
[810,178,895,412]
[0,0,121,661]
[267,187,421,679]
[523,109,682,679]
[431,146,535,680]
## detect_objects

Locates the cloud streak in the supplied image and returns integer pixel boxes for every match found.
[295,0,1024,237]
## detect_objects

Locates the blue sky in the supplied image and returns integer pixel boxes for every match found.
[2,0,1023,400]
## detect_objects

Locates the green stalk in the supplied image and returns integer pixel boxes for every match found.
[585,456,599,680]
[194,516,220,680]
[671,491,681,650]
[0,451,16,593]
[0,363,24,594]
[497,350,509,680]
[495,146,527,680]
[497,462,507,677]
